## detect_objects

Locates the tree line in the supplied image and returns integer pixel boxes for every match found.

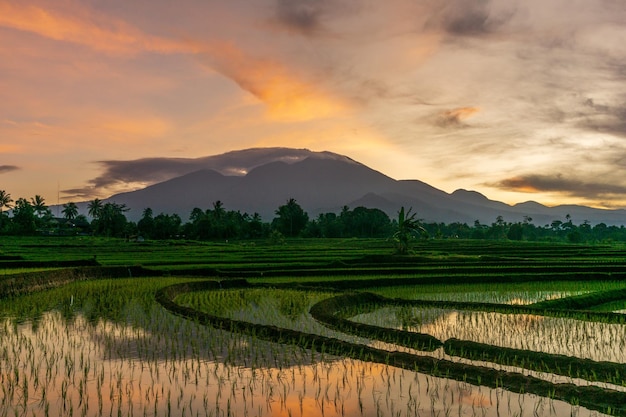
[2,189,626,243]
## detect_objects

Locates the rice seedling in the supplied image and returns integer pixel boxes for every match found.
[3,236,626,416]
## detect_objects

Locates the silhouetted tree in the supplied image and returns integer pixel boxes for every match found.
[152,213,181,239]
[0,190,12,232]
[88,198,103,220]
[0,190,12,214]
[92,202,128,237]
[244,212,267,238]
[30,195,48,217]
[137,208,155,238]
[507,223,523,240]
[487,215,507,239]
[11,198,36,234]
[62,202,79,221]
[273,198,309,237]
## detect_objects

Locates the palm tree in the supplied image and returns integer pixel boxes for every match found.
[62,202,79,220]
[212,200,225,220]
[30,195,48,217]
[0,190,13,214]
[87,198,103,219]
[393,206,426,255]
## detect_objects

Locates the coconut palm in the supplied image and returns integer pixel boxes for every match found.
[30,195,48,217]
[62,202,79,220]
[87,198,103,219]
[0,190,13,214]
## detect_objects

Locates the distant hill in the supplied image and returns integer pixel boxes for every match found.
[87,148,626,225]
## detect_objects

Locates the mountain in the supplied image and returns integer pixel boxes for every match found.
[98,148,626,225]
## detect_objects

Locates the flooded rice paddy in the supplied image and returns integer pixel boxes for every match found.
[1,278,624,417]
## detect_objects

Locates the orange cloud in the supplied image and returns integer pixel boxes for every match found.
[199,41,348,122]
[495,176,541,193]
[0,145,19,153]
[436,106,480,127]
[95,115,171,142]
[0,1,193,55]
[444,106,480,120]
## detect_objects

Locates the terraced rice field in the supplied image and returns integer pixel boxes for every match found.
[2,236,626,416]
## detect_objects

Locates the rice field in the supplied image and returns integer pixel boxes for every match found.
[2,236,626,416]
[365,281,626,305]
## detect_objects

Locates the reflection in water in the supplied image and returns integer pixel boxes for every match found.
[367,281,626,305]
[352,307,626,362]
[0,309,611,417]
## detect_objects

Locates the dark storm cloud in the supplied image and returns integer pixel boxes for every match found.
[492,174,626,200]
[0,165,19,174]
[273,0,327,36]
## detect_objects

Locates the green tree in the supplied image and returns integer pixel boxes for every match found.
[272,198,309,237]
[137,207,155,238]
[393,207,426,255]
[209,200,227,238]
[62,202,79,220]
[244,212,267,238]
[152,213,181,239]
[316,212,342,238]
[471,220,486,239]
[0,190,13,231]
[29,195,53,230]
[11,198,36,234]
[92,202,128,237]
[88,198,103,220]
[0,190,12,214]
[30,195,48,217]
[507,223,523,240]
[341,206,391,238]
[488,215,507,240]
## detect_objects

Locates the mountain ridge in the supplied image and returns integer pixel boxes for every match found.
[85,147,626,226]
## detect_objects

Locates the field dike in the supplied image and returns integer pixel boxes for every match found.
[0,265,155,298]
[156,279,626,416]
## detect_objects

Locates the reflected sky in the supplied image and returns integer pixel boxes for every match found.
[0,310,611,417]
[352,307,626,362]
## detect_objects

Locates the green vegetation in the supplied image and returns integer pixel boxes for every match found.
[3,187,626,244]
[367,281,626,304]
[2,235,626,416]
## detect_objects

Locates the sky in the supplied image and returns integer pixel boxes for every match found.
[1,0,626,210]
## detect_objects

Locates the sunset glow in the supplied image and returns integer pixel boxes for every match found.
[2,0,625,209]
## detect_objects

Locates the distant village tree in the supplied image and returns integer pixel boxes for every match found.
[273,198,309,237]
[137,207,155,238]
[11,198,36,234]
[88,198,103,220]
[92,202,129,237]
[0,190,12,214]
[31,195,48,217]
[0,190,12,231]
[62,202,79,220]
